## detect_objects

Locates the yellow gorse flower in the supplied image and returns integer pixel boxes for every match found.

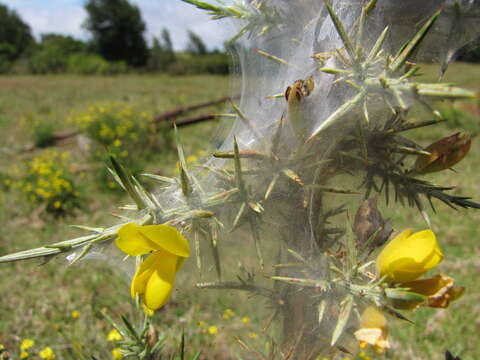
[376,229,443,283]
[39,347,55,360]
[20,339,34,351]
[115,223,190,311]
[208,326,218,335]
[111,348,123,359]
[107,329,122,342]
[354,306,390,354]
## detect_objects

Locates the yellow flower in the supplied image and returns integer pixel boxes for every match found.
[20,351,29,359]
[111,348,123,359]
[376,229,443,283]
[358,352,373,360]
[242,316,251,324]
[113,139,122,147]
[71,310,80,319]
[208,326,218,335]
[392,274,465,310]
[223,308,235,319]
[197,321,207,328]
[0,344,4,350]
[115,223,190,311]
[248,332,258,339]
[39,347,55,360]
[20,339,35,351]
[354,307,390,354]
[53,201,62,209]
[142,304,155,317]
[107,329,122,342]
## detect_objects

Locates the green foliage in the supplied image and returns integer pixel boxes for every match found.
[28,34,88,74]
[0,3,34,60]
[31,120,56,148]
[459,42,480,63]
[10,151,82,216]
[0,3,34,73]
[440,103,480,134]
[148,28,176,72]
[186,30,208,55]
[84,0,149,67]
[169,52,230,75]
[67,53,128,75]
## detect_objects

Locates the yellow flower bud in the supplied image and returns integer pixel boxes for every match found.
[376,229,443,283]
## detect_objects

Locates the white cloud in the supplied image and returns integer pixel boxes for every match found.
[3,0,233,50]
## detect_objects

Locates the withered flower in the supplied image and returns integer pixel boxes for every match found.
[414,133,471,174]
[392,274,465,310]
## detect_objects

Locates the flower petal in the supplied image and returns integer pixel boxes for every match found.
[139,225,190,258]
[377,229,443,283]
[130,253,160,298]
[376,229,412,275]
[116,223,161,256]
[143,251,178,310]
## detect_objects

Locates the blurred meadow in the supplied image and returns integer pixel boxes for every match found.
[0,63,479,359]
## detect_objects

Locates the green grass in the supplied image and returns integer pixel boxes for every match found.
[0,64,479,359]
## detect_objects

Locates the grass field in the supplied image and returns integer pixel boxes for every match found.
[0,64,479,360]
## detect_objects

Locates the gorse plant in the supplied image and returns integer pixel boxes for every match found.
[72,102,152,160]
[9,150,81,216]
[1,0,480,359]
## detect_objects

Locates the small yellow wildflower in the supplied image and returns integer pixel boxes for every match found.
[223,308,235,320]
[39,347,55,360]
[242,316,251,324]
[208,326,218,335]
[107,329,122,342]
[197,321,207,328]
[111,348,123,359]
[113,139,122,147]
[20,351,29,359]
[20,339,35,351]
[71,310,80,319]
[248,332,258,339]
[53,201,62,209]
[358,352,373,360]
[0,344,4,350]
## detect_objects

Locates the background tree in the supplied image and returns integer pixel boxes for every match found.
[28,34,88,74]
[148,28,176,72]
[186,30,207,55]
[83,0,149,67]
[0,3,34,72]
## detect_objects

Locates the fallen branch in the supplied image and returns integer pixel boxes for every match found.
[153,96,231,124]
[19,96,233,153]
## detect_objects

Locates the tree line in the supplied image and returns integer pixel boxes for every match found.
[0,0,230,75]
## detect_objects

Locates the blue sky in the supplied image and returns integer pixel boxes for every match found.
[4,0,231,50]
